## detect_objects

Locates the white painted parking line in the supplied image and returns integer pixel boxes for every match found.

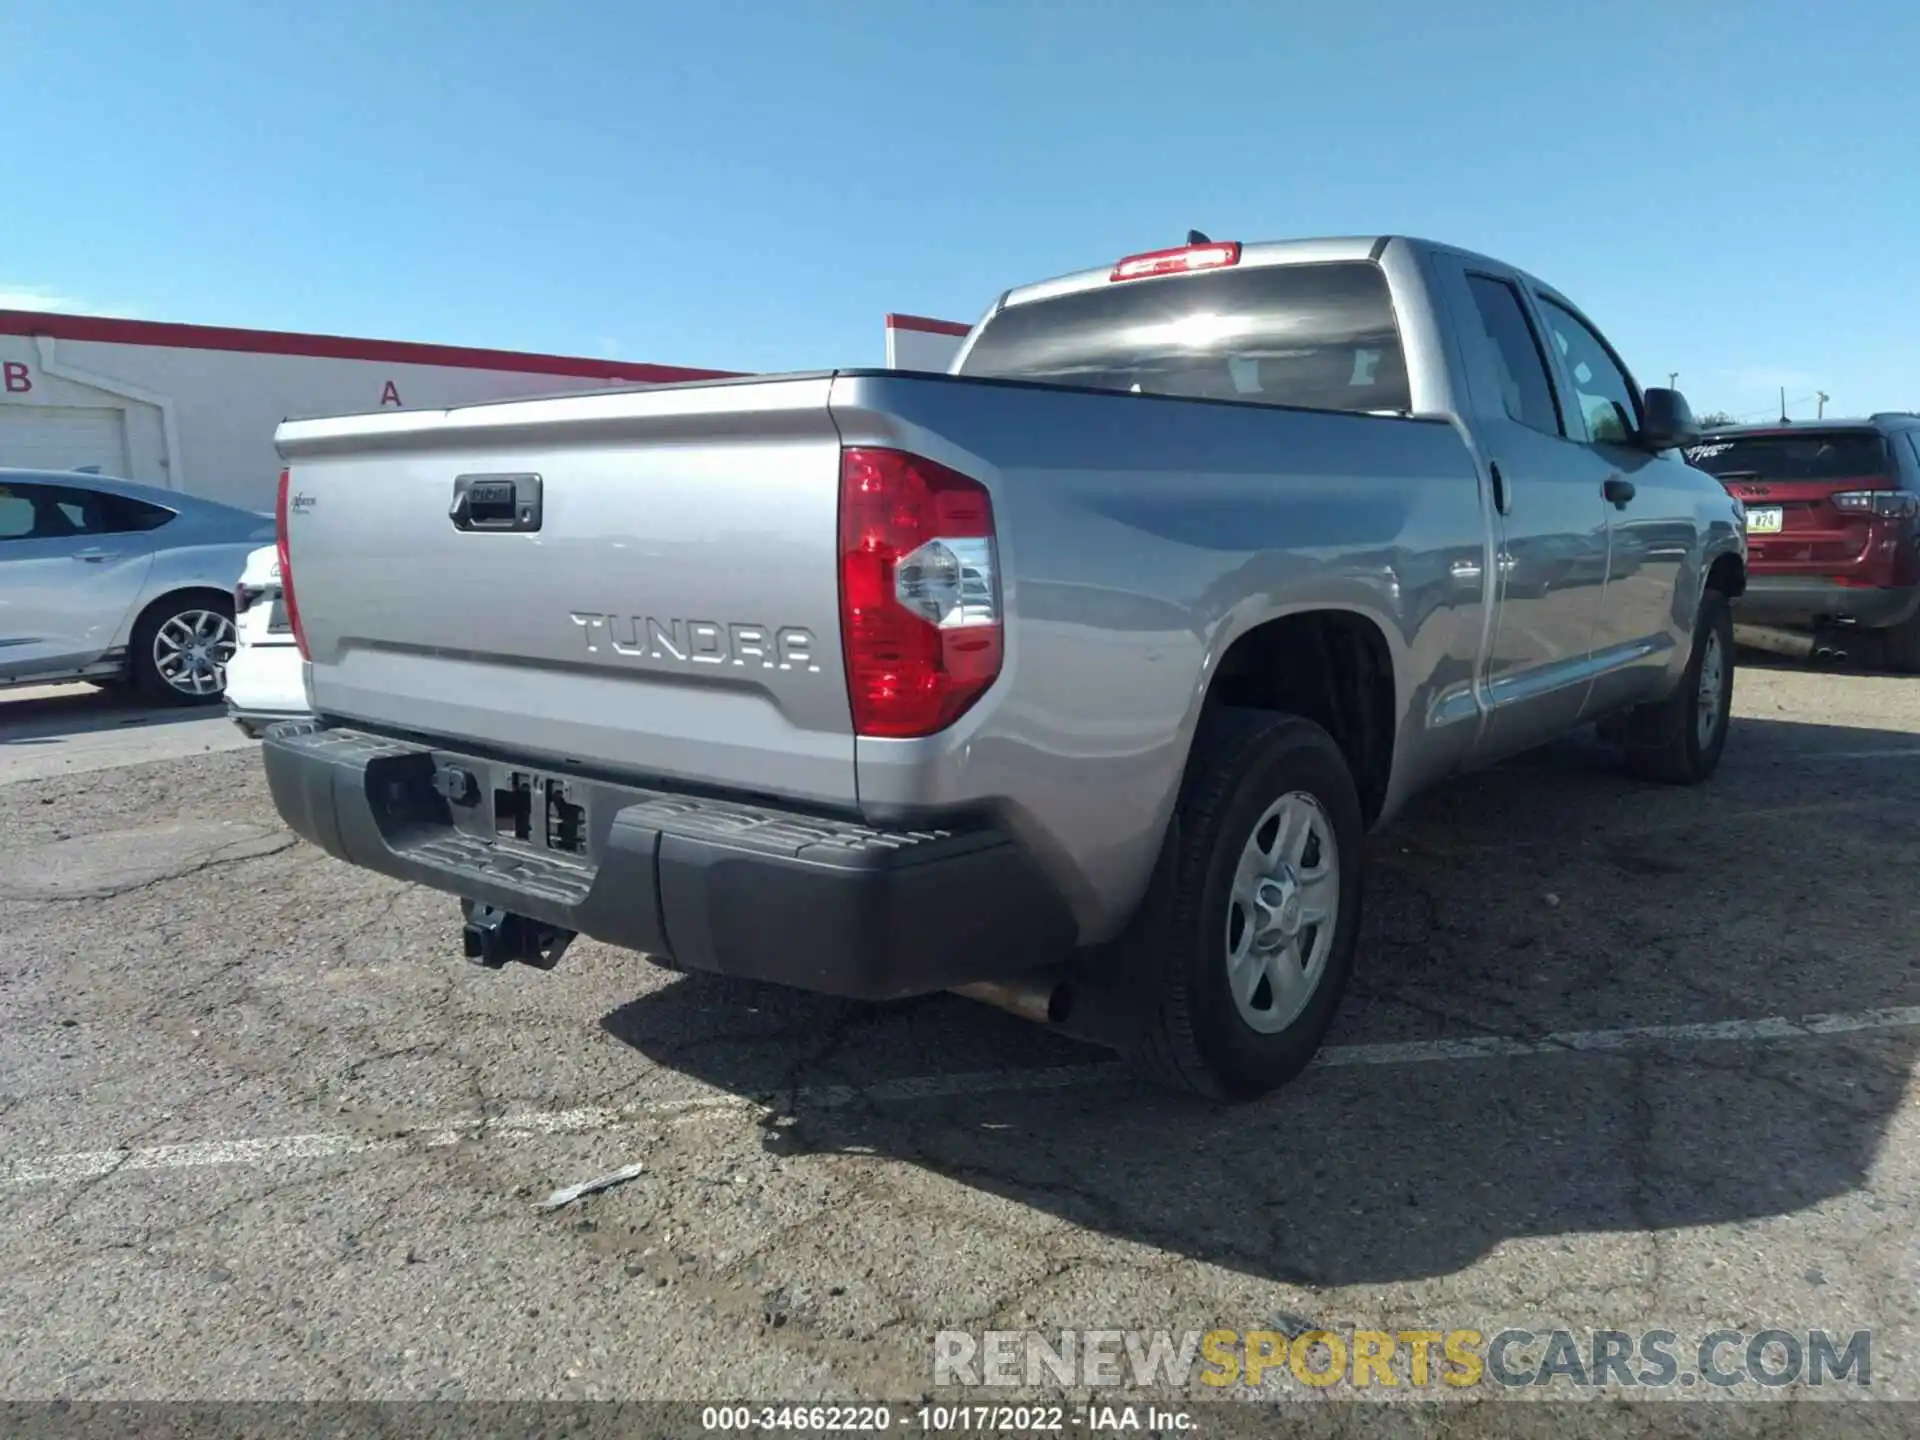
[3,1065,1118,1186]
[0,684,255,785]
[11,1005,1920,1189]
[1313,1006,1920,1067]
[1788,747,1920,762]
[0,717,254,785]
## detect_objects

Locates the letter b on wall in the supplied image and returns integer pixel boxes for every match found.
[3,361,30,394]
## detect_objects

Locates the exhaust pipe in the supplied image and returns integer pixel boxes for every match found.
[1733,623,1846,663]
[951,968,1137,1050]
[952,973,1071,1026]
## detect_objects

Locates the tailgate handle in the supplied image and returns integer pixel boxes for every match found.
[451,473,543,532]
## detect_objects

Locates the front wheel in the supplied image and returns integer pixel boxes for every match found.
[1129,709,1366,1101]
[1623,588,1735,784]
[131,595,237,706]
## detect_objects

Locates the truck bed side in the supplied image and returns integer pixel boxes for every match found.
[277,366,1488,944]
[827,372,1487,938]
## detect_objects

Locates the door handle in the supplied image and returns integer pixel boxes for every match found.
[451,473,542,532]
[1489,460,1510,515]
[1604,478,1636,509]
[72,549,119,563]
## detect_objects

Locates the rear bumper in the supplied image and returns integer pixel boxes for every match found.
[259,721,1076,1000]
[226,642,305,715]
[1733,578,1920,631]
[228,704,310,738]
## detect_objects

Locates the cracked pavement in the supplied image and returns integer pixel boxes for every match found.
[3,664,1920,1425]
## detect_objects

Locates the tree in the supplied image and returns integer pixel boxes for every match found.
[1696,410,1738,428]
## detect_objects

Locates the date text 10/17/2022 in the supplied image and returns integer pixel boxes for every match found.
[699,1404,1194,1433]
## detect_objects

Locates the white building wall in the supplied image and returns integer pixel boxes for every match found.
[0,320,728,513]
[3,308,982,517]
[883,314,971,373]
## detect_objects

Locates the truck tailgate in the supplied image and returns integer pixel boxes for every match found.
[274,375,856,808]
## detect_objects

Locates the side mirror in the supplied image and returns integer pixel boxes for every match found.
[1640,387,1700,452]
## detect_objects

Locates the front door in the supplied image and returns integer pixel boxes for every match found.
[1434,261,1613,763]
[1527,293,1690,714]
[0,481,158,680]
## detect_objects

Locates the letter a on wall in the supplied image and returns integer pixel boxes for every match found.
[380,380,403,406]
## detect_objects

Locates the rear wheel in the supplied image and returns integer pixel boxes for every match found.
[1880,611,1920,674]
[1129,709,1365,1100]
[132,594,237,706]
[1623,588,1734,784]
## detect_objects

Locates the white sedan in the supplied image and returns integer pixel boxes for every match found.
[0,467,275,702]
[226,544,310,736]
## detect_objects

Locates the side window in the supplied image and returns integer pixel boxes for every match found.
[1905,432,1920,484]
[1464,274,1563,436]
[42,487,108,536]
[0,487,35,541]
[0,484,112,541]
[98,494,176,534]
[1537,297,1642,445]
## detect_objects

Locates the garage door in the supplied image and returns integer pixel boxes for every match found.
[0,405,130,477]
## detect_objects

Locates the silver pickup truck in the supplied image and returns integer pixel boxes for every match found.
[262,234,1745,1099]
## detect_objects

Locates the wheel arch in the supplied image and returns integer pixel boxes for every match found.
[1195,605,1401,829]
[1705,549,1746,599]
[130,583,235,640]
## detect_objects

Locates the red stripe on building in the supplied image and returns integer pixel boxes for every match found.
[885,312,972,337]
[0,309,741,383]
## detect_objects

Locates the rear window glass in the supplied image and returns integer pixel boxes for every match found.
[1683,432,1889,480]
[958,260,1411,415]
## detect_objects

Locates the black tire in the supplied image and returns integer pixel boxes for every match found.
[130,592,237,706]
[1129,708,1366,1101]
[1624,588,1735,784]
[1880,612,1920,674]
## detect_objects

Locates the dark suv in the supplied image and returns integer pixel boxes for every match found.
[1683,414,1920,669]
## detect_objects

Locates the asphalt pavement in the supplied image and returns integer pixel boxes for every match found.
[4,665,1920,1429]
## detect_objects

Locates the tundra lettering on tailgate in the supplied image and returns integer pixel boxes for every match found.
[569,613,821,673]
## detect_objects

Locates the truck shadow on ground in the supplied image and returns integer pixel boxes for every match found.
[602,713,1920,1287]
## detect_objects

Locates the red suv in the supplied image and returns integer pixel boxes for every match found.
[1684,415,1920,669]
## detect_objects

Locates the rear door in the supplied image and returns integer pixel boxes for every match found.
[0,481,160,679]
[1682,429,1901,584]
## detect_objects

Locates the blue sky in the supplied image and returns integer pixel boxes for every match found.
[2,0,1913,421]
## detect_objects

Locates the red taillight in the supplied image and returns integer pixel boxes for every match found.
[837,447,1002,739]
[1109,241,1242,283]
[1831,489,1919,519]
[275,467,309,660]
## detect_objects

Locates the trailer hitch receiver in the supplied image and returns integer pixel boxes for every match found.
[461,901,576,970]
